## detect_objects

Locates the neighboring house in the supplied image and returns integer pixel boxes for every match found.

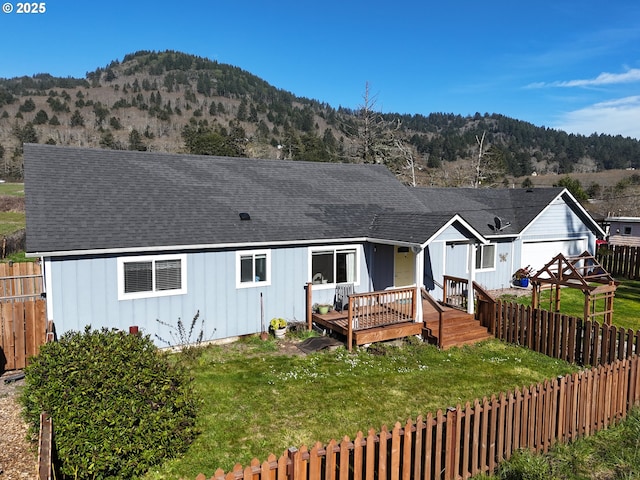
[605,217,640,247]
[24,144,605,345]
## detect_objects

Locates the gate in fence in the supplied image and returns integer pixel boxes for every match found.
[0,261,47,372]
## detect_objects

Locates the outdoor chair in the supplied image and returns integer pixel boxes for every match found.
[334,282,354,312]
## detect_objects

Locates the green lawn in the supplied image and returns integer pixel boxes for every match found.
[0,183,25,237]
[0,182,24,196]
[143,338,578,480]
[0,211,25,235]
[499,279,640,331]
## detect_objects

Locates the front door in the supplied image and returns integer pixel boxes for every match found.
[394,246,415,287]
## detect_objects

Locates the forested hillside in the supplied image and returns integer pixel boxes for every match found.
[2,50,640,201]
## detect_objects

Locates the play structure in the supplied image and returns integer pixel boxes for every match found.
[530,251,618,324]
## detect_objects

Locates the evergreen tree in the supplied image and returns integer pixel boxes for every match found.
[236,99,248,122]
[70,110,85,127]
[19,98,36,112]
[128,129,146,151]
[33,109,49,125]
[554,176,588,202]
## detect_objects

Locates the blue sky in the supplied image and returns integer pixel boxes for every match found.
[2,1,640,139]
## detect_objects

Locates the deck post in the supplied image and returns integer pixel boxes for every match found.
[305,282,313,331]
[438,311,443,349]
[411,288,417,321]
[467,243,476,315]
[347,298,354,351]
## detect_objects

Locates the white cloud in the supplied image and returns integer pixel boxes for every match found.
[554,96,640,139]
[528,68,640,89]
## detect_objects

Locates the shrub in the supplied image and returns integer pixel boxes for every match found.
[21,326,199,479]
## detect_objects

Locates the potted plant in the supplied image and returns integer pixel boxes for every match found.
[513,265,533,287]
[269,317,287,338]
[313,303,332,315]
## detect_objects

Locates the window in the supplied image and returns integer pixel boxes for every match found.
[475,244,495,270]
[623,226,632,235]
[118,254,187,300]
[310,246,358,286]
[236,250,271,288]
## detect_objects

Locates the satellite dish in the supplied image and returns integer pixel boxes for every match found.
[494,216,511,231]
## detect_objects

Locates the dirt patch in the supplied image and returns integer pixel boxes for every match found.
[0,371,36,479]
[487,287,532,299]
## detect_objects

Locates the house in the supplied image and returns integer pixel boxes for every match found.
[24,144,605,345]
[605,216,640,247]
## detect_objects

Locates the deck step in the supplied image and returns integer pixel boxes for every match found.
[423,310,493,349]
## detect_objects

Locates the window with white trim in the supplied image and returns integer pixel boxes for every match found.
[236,250,271,288]
[475,244,496,270]
[117,254,187,300]
[309,246,358,286]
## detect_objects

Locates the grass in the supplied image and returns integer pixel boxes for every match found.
[0,182,24,196]
[478,407,640,479]
[143,337,578,479]
[498,279,640,331]
[0,183,25,237]
[0,211,25,235]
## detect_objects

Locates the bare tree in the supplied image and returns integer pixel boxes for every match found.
[390,119,417,186]
[473,131,486,188]
[356,81,383,163]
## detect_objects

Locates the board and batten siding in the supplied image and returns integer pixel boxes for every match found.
[45,243,370,345]
[426,224,474,298]
[474,240,514,290]
[518,197,596,270]
[520,197,596,245]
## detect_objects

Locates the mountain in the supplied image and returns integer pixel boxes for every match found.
[2,50,640,194]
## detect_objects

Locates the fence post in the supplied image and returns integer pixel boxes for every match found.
[287,447,298,480]
[37,412,52,480]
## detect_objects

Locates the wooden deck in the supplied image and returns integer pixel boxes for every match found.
[312,308,424,349]
[306,283,494,351]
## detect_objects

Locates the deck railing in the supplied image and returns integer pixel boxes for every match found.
[346,287,416,347]
[473,281,497,333]
[421,288,446,348]
[443,275,468,311]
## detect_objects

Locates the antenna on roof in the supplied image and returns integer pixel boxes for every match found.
[494,216,511,231]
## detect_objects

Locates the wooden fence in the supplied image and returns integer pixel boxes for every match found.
[0,261,46,371]
[196,301,640,480]
[198,356,640,480]
[0,298,47,371]
[597,244,640,280]
[494,301,640,367]
[0,261,43,301]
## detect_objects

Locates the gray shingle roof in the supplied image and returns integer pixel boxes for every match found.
[24,144,428,254]
[24,144,576,255]
[410,187,566,236]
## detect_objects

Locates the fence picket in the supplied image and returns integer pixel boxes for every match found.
[390,425,400,480]
[423,415,433,480]
[378,427,388,480]
[402,420,412,480]
[339,437,350,480]
[413,416,424,480]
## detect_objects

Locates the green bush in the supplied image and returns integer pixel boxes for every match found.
[21,326,199,479]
